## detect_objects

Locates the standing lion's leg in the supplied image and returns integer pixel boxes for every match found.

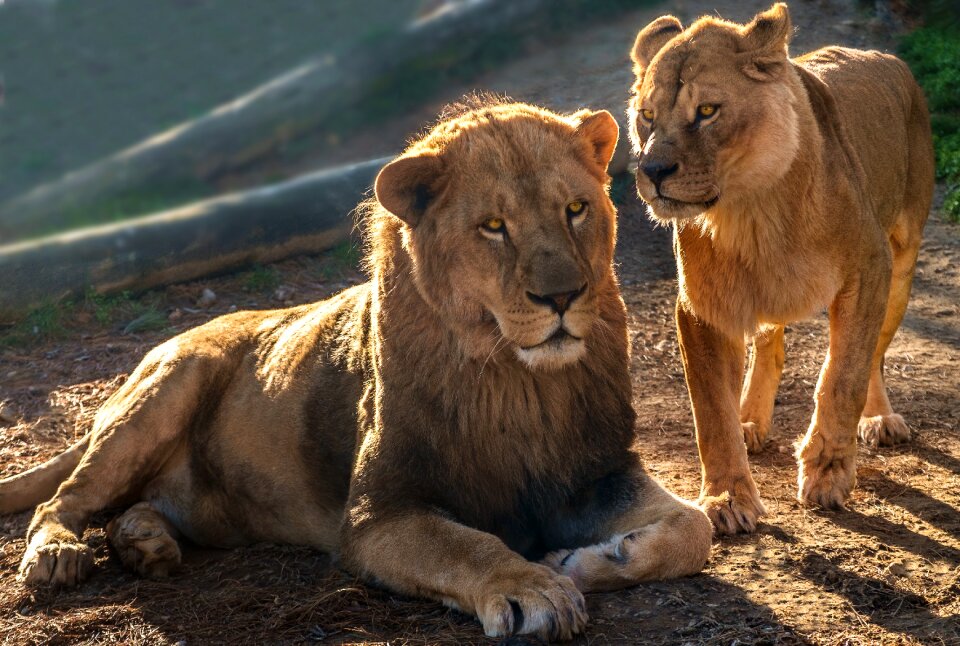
[107,501,182,578]
[740,324,785,453]
[797,260,890,508]
[676,299,765,534]
[19,343,206,587]
[859,230,922,447]
[543,475,711,592]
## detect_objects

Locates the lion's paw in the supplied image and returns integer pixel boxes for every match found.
[797,449,856,509]
[699,479,766,535]
[858,414,911,448]
[107,504,181,578]
[476,563,587,641]
[18,541,94,587]
[741,421,770,454]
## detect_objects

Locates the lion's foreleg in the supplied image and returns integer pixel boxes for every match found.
[797,263,890,508]
[19,346,205,587]
[543,481,711,592]
[675,298,765,534]
[341,509,588,641]
[740,324,785,453]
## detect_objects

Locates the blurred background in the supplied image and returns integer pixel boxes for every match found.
[0,0,955,325]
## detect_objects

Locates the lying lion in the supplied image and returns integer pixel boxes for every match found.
[0,99,711,641]
[627,3,934,533]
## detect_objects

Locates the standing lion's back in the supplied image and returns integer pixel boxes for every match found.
[797,46,934,229]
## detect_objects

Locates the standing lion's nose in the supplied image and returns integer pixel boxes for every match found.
[640,160,679,186]
[526,285,586,315]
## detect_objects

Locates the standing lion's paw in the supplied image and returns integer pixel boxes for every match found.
[18,541,94,587]
[476,563,587,642]
[741,421,770,454]
[699,478,766,535]
[858,414,912,448]
[797,450,856,509]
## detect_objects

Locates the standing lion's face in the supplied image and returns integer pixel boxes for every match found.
[375,104,620,370]
[627,5,800,222]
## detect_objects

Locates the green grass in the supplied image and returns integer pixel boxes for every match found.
[900,25,960,221]
[242,265,282,293]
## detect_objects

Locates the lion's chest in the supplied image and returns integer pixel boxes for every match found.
[675,225,841,335]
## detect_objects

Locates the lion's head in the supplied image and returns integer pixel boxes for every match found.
[371,99,620,370]
[627,3,800,222]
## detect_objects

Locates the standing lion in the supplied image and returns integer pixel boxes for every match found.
[627,3,934,534]
[0,99,711,641]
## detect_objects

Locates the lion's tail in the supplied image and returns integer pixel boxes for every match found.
[0,434,89,514]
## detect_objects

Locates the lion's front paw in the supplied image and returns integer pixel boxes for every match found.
[858,414,911,448]
[18,541,94,587]
[476,563,587,642]
[741,421,770,454]
[797,447,856,509]
[699,478,766,535]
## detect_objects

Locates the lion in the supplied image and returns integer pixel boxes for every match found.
[0,99,712,641]
[626,3,934,534]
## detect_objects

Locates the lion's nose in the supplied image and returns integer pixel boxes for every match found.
[526,284,586,315]
[640,160,679,186]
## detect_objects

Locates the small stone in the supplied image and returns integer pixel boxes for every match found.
[885,561,909,578]
[228,305,238,313]
[273,285,296,302]
[168,309,183,322]
[0,402,15,424]
[197,288,217,307]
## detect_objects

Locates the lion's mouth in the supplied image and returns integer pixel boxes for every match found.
[520,327,582,350]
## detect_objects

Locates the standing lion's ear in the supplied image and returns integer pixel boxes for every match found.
[738,3,792,81]
[572,109,620,175]
[375,152,444,227]
[631,16,683,73]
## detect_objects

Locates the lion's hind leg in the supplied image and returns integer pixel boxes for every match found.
[107,501,182,578]
[740,325,785,453]
[19,341,211,587]
[858,225,923,448]
[543,478,711,593]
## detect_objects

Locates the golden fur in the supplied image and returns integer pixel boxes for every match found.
[627,4,934,533]
[1,100,711,641]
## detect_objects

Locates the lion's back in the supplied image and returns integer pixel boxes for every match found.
[797,46,934,228]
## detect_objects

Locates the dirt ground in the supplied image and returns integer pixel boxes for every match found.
[2,0,959,644]
[1,186,957,645]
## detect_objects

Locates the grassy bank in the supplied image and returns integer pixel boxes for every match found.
[899,24,960,220]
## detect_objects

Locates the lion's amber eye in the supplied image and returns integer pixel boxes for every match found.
[697,104,717,118]
[480,217,506,234]
[640,108,655,122]
[566,201,587,220]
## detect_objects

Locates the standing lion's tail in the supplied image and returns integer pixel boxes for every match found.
[0,434,89,514]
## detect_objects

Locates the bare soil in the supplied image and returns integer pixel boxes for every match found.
[2,1,958,644]
[1,187,957,645]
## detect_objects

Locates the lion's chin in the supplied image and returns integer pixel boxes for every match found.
[514,332,586,371]
[641,192,719,224]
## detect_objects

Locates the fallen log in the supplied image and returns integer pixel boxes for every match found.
[0,0,635,242]
[0,157,389,320]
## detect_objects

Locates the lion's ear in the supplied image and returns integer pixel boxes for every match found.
[375,152,444,227]
[631,16,683,73]
[739,3,792,81]
[572,109,620,174]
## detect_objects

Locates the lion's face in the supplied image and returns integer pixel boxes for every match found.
[375,103,620,370]
[627,4,799,222]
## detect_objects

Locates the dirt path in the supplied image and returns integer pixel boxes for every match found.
[1,1,958,644]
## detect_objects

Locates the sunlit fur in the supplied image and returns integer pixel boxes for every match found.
[627,3,934,534]
[2,99,711,642]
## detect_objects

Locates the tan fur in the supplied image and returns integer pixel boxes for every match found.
[1,100,711,641]
[628,4,934,533]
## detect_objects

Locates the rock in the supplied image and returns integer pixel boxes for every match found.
[197,288,217,307]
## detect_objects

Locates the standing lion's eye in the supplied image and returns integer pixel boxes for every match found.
[566,201,588,224]
[697,104,718,118]
[640,108,655,123]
